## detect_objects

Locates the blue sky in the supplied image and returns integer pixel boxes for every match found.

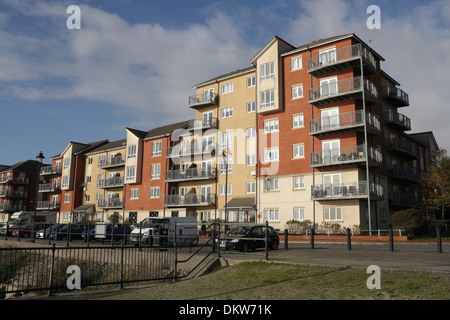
[0,0,449,165]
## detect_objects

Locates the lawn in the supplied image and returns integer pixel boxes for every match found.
[53,261,450,301]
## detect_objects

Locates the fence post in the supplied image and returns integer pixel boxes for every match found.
[47,244,56,297]
[389,227,394,252]
[310,228,315,249]
[119,241,124,290]
[347,228,352,250]
[265,220,269,261]
[436,228,443,253]
[284,229,288,250]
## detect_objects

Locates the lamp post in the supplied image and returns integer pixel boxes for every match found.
[31,151,45,243]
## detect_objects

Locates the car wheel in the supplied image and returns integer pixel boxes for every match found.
[270,240,279,250]
[241,242,250,252]
[23,233,30,238]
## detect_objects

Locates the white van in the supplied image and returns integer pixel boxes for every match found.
[130,217,198,246]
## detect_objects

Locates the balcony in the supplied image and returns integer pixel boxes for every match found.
[0,176,29,184]
[38,183,61,193]
[389,192,421,208]
[0,189,27,198]
[166,167,216,182]
[387,165,420,183]
[385,138,418,160]
[188,92,218,109]
[0,204,26,212]
[98,176,124,189]
[382,86,409,107]
[308,43,377,76]
[40,166,62,175]
[36,201,60,210]
[165,194,216,207]
[311,181,384,201]
[384,111,411,131]
[99,156,125,169]
[309,77,378,106]
[187,117,218,131]
[309,110,381,136]
[167,142,217,159]
[310,144,383,168]
[97,198,124,209]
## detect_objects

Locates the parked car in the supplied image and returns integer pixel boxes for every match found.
[82,224,132,241]
[12,227,33,238]
[38,224,63,239]
[218,225,279,252]
[50,224,89,241]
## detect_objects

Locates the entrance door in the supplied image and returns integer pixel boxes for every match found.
[203,88,214,102]
[321,108,339,130]
[200,186,212,204]
[320,77,338,97]
[323,173,341,197]
[322,140,340,164]
[202,111,214,127]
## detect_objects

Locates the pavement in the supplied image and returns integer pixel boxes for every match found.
[220,241,450,273]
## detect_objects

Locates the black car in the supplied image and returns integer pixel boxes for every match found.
[219,225,279,252]
[51,224,89,241]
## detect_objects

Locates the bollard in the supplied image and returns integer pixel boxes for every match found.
[437,228,443,253]
[310,228,315,249]
[389,227,394,252]
[284,229,288,250]
[347,228,352,250]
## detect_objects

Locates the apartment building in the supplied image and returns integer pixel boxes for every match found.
[0,160,41,223]
[81,139,127,222]
[37,156,62,214]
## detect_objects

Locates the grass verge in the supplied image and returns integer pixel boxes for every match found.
[47,261,450,300]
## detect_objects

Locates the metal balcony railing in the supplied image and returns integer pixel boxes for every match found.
[382,86,409,107]
[310,144,383,168]
[187,117,218,131]
[0,176,29,184]
[97,198,124,209]
[309,110,381,135]
[387,165,420,183]
[389,192,421,207]
[309,76,378,105]
[36,201,60,210]
[386,138,418,160]
[99,157,125,168]
[0,189,27,198]
[165,167,216,182]
[40,166,62,175]
[165,194,216,207]
[311,181,384,200]
[384,111,411,131]
[308,43,376,75]
[188,92,218,109]
[98,176,124,188]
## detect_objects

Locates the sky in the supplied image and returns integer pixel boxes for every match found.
[0,0,449,165]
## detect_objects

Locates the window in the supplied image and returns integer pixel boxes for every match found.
[247,76,256,87]
[293,176,305,189]
[221,131,233,149]
[264,177,279,191]
[221,82,234,94]
[88,157,93,165]
[320,77,338,97]
[86,176,91,184]
[200,211,211,222]
[62,176,69,188]
[64,194,70,203]
[130,189,139,199]
[247,101,256,113]
[260,89,275,109]
[319,48,337,65]
[324,207,342,221]
[292,84,303,99]
[264,147,279,162]
[151,164,161,179]
[291,56,302,70]
[85,194,90,202]
[246,154,256,166]
[246,181,256,194]
[293,114,304,128]
[220,158,232,174]
[264,118,279,133]
[152,141,162,156]
[126,166,135,181]
[221,106,233,119]
[293,208,305,221]
[246,127,256,139]
[219,184,232,196]
[98,155,106,167]
[264,208,279,221]
[150,187,160,198]
[63,158,70,169]
[149,211,159,217]
[127,145,136,159]
[260,62,275,80]
[293,144,305,159]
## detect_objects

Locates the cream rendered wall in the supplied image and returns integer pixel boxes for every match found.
[125,130,143,184]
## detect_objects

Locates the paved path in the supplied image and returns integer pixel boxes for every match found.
[221,242,450,273]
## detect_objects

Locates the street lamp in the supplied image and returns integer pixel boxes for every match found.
[31,151,45,243]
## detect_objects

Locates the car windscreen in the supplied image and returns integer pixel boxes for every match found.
[229,226,251,235]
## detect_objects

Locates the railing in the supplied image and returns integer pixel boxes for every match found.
[188,117,218,131]
[386,137,418,159]
[0,204,26,212]
[36,201,60,210]
[387,165,420,183]
[389,192,421,207]
[166,168,216,182]
[98,176,124,188]
[167,143,217,158]
[384,111,411,131]
[97,198,124,209]
[311,181,384,200]
[165,194,216,207]
[40,166,62,175]
[310,144,383,167]
[309,76,378,105]
[0,176,29,184]
[0,190,27,198]
[308,43,376,74]
[309,110,381,135]
[382,85,409,106]
[38,183,60,193]
[99,157,125,168]
[188,92,218,108]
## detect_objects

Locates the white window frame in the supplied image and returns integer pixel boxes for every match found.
[246,127,256,139]
[127,145,136,159]
[151,164,161,180]
[221,106,233,119]
[152,141,162,156]
[263,118,279,133]
[293,144,305,159]
[293,176,305,190]
[293,208,305,221]
[292,84,303,99]
[219,184,232,196]
[264,147,279,163]
[264,177,279,191]
[150,187,160,198]
[246,101,256,113]
[260,61,275,80]
[291,56,302,70]
[293,114,304,128]
[324,207,342,221]
[246,154,256,166]
[62,176,69,188]
[126,166,136,181]
[64,194,70,203]
[260,89,275,109]
[221,82,234,94]
[63,158,70,169]
[264,208,279,222]
[247,76,256,88]
[246,181,256,194]
[130,188,139,199]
